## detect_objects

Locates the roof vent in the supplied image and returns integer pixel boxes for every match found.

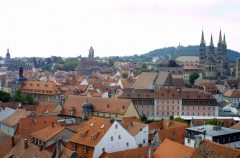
[90,123,94,127]
[101,124,105,129]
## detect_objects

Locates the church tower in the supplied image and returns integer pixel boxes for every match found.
[88,46,94,59]
[209,34,215,55]
[217,30,224,65]
[6,48,10,60]
[199,30,206,66]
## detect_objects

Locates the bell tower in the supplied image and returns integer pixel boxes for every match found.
[199,30,206,66]
[88,46,94,59]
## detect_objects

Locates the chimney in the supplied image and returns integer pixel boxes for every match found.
[56,138,62,158]
[52,122,55,128]
[11,136,15,147]
[148,148,153,158]
[130,121,133,126]
[24,139,28,149]
[110,118,115,124]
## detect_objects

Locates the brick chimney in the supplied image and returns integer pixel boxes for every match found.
[24,139,28,149]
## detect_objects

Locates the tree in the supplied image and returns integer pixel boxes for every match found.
[189,72,200,85]
[12,92,34,105]
[174,117,186,123]
[206,118,219,126]
[0,90,11,102]
[122,72,128,79]
[140,114,147,122]
[168,60,178,67]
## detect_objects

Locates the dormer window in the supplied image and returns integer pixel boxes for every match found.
[80,130,89,137]
[91,135,97,140]
[37,84,39,86]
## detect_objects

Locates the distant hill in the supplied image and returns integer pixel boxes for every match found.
[111,45,240,62]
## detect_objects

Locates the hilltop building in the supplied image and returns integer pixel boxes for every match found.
[76,47,99,76]
[199,30,229,79]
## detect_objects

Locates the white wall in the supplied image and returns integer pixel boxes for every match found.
[93,121,137,158]
[134,125,148,147]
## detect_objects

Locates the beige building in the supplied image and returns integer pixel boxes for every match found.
[61,96,140,121]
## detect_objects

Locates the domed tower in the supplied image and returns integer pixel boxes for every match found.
[88,46,94,59]
[82,98,93,120]
[6,48,10,60]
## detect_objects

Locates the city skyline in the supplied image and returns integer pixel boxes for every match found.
[0,0,239,57]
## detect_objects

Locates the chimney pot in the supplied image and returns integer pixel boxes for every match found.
[11,136,15,147]
[24,139,28,149]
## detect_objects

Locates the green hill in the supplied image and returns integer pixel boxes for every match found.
[110,45,240,62]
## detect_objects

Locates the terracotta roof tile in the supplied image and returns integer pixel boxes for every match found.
[1,109,32,127]
[3,139,52,158]
[100,146,150,158]
[31,124,64,142]
[17,115,57,139]
[192,140,240,158]
[223,90,240,98]
[153,139,195,158]
[21,80,62,95]
[61,96,132,117]
[69,117,112,147]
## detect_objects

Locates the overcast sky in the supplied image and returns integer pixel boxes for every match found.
[0,0,239,58]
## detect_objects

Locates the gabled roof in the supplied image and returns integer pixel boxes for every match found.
[154,71,175,87]
[191,140,240,158]
[31,124,64,142]
[124,122,147,136]
[132,72,158,89]
[17,115,57,138]
[61,96,132,117]
[69,117,113,147]
[1,109,32,127]
[3,139,52,158]
[223,90,240,98]
[153,139,195,158]
[100,146,150,158]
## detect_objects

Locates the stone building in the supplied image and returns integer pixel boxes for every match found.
[76,47,99,76]
[199,30,229,79]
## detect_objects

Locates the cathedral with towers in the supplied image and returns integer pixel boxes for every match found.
[199,30,229,79]
[76,46,99,76]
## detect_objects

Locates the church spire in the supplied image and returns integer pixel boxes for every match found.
[200,30,205,45]
[218,30,222,44]
[223,33,227,47]
[210,34,214,47]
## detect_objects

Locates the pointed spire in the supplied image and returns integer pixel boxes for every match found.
[200,30,205,45]
[218,30,222,44]
[223,33,227,46]
[210,34,214,46]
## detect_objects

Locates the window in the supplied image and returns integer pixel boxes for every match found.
[111,136,113,141]
[118,135,121,139]
[115,124,118,129]
[187,138,191,144]
[102,148,105,152]
[143,139,146,144]
[126,142,129,147]
[83,146,87,154]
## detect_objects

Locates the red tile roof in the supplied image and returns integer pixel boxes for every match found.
[153,139,195,158]
[61,96,132,117]
[223,90,240,98]
[69,117,113,147]
[100,147,150,158]
[31,124,64,142]
[1,109,32,127]
[192,140,240,158]
[17,115,57,139]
